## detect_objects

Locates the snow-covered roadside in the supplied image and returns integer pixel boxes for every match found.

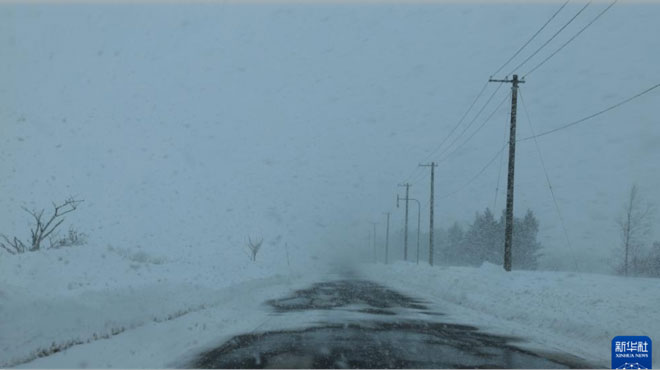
[362,261,659,368]
[10,275,314,369]
[0,245,322,368]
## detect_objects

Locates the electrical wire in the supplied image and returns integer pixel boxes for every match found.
[493,100,510,210]
[410,166,430,185]
[400,80,491,184]
[401,0,578,184]
[509,1,591,75]
[492,0,571,77]
[438,143,507,200]
[524,0,618,77]
[519,90,579,270]
[518,82,660,142]
[436,90,510,166]
[430,82,505,164]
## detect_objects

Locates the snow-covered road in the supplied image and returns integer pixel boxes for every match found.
[191,278,594,368]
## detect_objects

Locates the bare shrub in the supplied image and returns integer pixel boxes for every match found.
[246,237,263,262]
[0,197,84,255]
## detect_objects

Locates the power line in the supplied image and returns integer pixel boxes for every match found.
[438,143,506,200]
[398,0,632,217]
[409,166,430,185]
[524,0,618,77]
[424,81,491,161]
[431,82,505,164]
[401,161,427,188]
[436,90,510,166]
[401,80,491,184]
[519,89,579,271]
[519,82,660,142]
[401,0,575,184]
[493,100,510,210]
[492,0,571,77]
[509,1,591,75]
[492,140,506,210]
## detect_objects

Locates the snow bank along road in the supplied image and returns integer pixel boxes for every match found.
[189,277,595,369]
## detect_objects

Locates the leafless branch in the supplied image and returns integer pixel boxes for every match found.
[0,234,26,254]
[247,236,263,262]
[2,197,84,254]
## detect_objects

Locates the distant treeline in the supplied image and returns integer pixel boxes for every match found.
[438,208,542,270]
[390,208,542,270]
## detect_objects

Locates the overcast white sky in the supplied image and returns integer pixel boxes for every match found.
[1,2,658,272]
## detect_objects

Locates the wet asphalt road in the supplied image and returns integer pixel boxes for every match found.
[190,279,592,369]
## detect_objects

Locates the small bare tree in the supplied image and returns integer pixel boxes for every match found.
[246,237,263,262]
[0,197,84,255]
[617,184,654,276]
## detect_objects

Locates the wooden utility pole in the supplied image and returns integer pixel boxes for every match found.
[397,183,411,261]
[397,195,421,265]
[489,74,524,272]
[383,212,391,264]
[409,199,421,265]
[419,162,437,266]
[370,222,378,263]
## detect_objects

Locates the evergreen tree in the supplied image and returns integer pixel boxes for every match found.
[511,209,542,270]
[637,241,660,277]
[496,209,542,270]
[445,221,466,265]
[428,208,543,269]
[464,208,500,265]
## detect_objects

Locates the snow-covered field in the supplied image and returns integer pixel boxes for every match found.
[363,261,660,369]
